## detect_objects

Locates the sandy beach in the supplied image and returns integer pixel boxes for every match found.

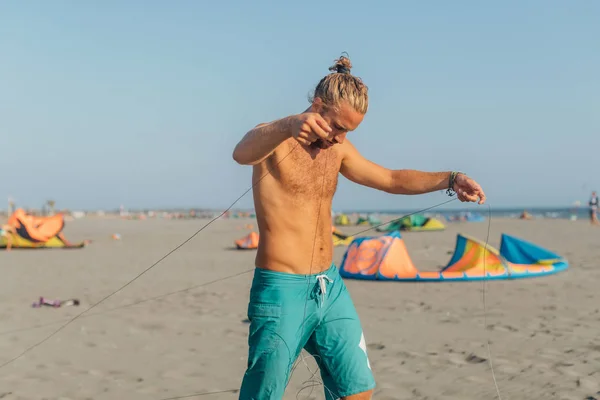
[1,216,599,400]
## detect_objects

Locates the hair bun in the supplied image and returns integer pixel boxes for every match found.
[329,53,352,74]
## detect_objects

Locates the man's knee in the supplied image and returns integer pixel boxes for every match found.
[239,358,289,399]
[341,388,373,400]
[240,341,296,399]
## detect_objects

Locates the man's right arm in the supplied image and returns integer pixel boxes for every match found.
[232,117,293,165]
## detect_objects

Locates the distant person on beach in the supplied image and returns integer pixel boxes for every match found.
[590,191,599,225]
[520,210,534,220]
[232,53,486,400]
[0,223,15,251]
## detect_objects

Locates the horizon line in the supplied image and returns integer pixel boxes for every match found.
[1,204,582,213]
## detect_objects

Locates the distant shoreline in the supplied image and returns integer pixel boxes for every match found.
[1,204,589,220]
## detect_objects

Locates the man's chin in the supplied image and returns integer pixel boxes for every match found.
[311,139,334,149]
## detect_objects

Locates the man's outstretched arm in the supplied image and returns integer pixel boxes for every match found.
[339,140,485,203]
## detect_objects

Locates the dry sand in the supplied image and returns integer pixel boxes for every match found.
[0,216,599,400]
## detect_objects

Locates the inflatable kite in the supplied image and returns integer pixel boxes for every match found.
[356,215,382,226]
[0,209,88,249]
[334,214,350,226]
[235,231,259,250]
[376,214,445,233]
[339,231,568,281]
[332,227,354,246]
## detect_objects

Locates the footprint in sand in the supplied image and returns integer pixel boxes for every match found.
[404,300,431,312]
[367,343,385,351]
[447,352,466,366]
[395,350,417,359]
[587,344,600,352]
[577,378,600,392]
[486,323,518,332]
[140,322,166,331]
[440,315,460,324]
[465,353,487,364]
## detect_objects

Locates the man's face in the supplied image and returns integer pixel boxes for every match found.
[312,99,365,149]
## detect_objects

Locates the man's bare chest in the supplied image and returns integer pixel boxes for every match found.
[271,147,341,198]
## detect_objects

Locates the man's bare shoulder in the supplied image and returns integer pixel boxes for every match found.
[338,138,361,160]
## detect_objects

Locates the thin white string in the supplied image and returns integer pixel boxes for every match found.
[482,204,503,399]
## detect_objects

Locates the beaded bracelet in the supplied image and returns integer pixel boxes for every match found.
[446,171,463,197]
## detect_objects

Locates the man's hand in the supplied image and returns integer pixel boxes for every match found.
[453,174,486,204]
[289,113,332,147]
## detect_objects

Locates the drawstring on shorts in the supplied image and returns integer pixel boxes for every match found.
[315,274,333,308]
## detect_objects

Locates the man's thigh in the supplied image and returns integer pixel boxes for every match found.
[310,281,375,398]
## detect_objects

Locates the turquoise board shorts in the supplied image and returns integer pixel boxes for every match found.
[239,263,375,399]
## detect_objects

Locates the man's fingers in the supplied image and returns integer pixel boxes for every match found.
[298,129,317,143]
[306,119,330,139]
[306,131,323,143]
[458,180,487,204]
[457,188,478,203]
[478,190,487,205]
[462,189,479,202]
[314,115,332,134]
[470,185,486,204]
[295,137,312,147]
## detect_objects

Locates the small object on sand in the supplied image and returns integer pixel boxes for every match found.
[465,353,487,364]
[32,297,80,308]
[112,233,121,240]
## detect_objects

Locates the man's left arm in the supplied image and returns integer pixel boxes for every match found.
[339,140,486,203]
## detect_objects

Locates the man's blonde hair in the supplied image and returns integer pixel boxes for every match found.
[309,53,369,114]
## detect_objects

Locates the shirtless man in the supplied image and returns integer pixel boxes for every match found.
[232,55,486,400]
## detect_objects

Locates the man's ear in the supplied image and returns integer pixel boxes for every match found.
[311,96,324,112]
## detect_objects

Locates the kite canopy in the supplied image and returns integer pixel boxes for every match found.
[339,231,568,282]
[332,227,354,246]
[235,231,259,250]
[334,214,350,226]
[376,214,446,233]
[0,209,87,249]
[356,215,382,226]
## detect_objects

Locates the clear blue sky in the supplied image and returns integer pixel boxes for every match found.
[1,1,598,211]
